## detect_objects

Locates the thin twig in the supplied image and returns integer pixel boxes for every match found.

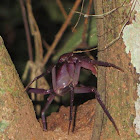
[43,0,81,65]
[99,20,129,52]
[82,0,92,43]
[19,0,33,61]
[26,0,43,62]
[72,0,85,32]
[74,0,127,18]
[56,0,68,19]
[42,39,50,51]
[73,19,129,53]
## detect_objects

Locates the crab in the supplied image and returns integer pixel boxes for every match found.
[25,52,123,135]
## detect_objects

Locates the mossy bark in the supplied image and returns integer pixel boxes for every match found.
[0,37,44,140]
[92,0,139,139]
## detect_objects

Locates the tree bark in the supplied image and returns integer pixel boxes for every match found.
[92,0,106,139]
[92,0,139,139]
[0,36,44,140]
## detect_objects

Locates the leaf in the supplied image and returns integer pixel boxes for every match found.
[52,17,97,62]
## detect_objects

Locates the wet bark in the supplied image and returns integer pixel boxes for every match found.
[92,0,139,139]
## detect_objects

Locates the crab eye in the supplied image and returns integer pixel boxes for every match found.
[58,57,65,63]
[58,55,68,63]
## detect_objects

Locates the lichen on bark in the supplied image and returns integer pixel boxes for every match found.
[122,0,140,136]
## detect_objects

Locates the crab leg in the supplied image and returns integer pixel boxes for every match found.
[90,59,124,72]
[74,86,120,135]
[52,66,57,90]
[73,55,123,76]
[25,73,46,91]
[73,62,81,86]
[25,65,54,91]
[68,86,74,134]
[41,94,55,130]
[27,88,53,95]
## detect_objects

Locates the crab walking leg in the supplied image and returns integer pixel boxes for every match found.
[68,62,81,133]
[74,86,120,136]
[52,66,57,90]
[25,73,46,91]
[90,59,124,72]
[73,62,81,86]
[25,65,54,91]
[41,94,55,130]
[68,87,74,134]
[27,88,54,95]
[27,87,55,130]
[74,54,123,74]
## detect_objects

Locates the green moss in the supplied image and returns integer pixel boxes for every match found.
[0,98,4,106]
[132,138,139,140]
[0,120,9,132]
[129,114,135,126]
[0,88,6,95]
[12,90,20,97]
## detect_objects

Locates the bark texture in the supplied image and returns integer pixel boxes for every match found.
[92,0,139,139]
[0,36,44,140]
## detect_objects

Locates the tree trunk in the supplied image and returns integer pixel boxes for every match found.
[0,36,44,140]
[92,0,140,139]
